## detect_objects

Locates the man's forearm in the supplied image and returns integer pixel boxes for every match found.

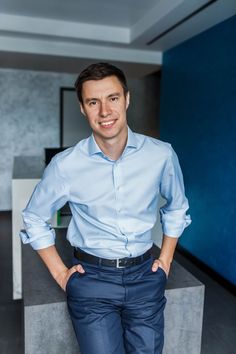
[152,234,178,274]
[37,245,68,281]
[159,234,178,264]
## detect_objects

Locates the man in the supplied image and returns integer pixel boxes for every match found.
[20,62,191,354]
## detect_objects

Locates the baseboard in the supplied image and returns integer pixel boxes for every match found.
[176,245,236,296]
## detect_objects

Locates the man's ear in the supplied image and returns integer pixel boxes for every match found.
[126,92,130,110]
[80,103,86,117]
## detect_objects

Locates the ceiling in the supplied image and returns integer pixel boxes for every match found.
[0,0,235,77]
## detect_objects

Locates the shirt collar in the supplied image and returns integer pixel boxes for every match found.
[88,134,102,156]
[126,126,138,149]
[88,126,137,156]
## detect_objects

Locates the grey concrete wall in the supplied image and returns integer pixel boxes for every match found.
[0,68,160,210]
[0,68,75,210]
[128,72,160,138]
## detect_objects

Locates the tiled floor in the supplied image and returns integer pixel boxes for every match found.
[0,211,235,354]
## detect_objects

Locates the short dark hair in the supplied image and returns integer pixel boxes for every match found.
[74,62,129,104]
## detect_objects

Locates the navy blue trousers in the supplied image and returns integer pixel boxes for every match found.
[66,255,167,354]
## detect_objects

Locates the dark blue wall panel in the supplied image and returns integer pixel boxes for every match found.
[160,15,236,285]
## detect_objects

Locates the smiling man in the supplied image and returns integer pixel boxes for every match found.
[20,62,191,354]
[80,74,130,161]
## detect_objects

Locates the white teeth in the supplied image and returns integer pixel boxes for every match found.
[101,120,114,126]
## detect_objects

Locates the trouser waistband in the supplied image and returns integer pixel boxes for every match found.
[74,248,152,268]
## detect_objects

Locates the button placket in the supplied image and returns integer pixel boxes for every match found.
[113,161,126,235]
[113,162,123,214]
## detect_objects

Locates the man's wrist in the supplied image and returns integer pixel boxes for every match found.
[54,266,68,283]
[159,254,173,265]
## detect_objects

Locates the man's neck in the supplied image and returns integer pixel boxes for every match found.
[94,127,128,161]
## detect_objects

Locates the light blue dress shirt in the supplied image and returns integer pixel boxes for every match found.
[20,127,191,259]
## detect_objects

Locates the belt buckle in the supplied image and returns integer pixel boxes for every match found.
[116,259,126,268]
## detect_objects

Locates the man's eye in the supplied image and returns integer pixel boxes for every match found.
[88,101,97,106]
[110,97,118,102]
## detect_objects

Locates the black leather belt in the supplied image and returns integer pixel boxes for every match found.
[74,248,152,268]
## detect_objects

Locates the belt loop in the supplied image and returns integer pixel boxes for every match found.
[98,258,102,267]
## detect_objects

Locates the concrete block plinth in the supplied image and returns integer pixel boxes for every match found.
[22,235,204,354]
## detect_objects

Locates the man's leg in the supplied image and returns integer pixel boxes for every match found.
[122,257,167,354]
[66,261,126,354]
[66,255,166,354]
[68,297,126,354]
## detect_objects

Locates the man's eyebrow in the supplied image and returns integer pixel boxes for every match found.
[108,92,121,98]
[84,97,98,103]
[85,92,121,103]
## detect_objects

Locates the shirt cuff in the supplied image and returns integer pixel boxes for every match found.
[20,229,56,250]
[161,214,192,238]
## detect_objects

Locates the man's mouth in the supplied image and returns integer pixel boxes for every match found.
[99,120,116,128]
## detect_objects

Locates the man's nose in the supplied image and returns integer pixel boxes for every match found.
[99,102,111,117]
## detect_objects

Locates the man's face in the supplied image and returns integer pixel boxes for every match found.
[80,75,130,144]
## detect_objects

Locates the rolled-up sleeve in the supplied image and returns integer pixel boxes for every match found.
[19,158,70,250]
[159,147,191,238]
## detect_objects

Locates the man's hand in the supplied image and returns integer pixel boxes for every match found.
[37,246,86,292]
[151,257,171,277]
[56,264,85,291]
[151,234,179,277]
